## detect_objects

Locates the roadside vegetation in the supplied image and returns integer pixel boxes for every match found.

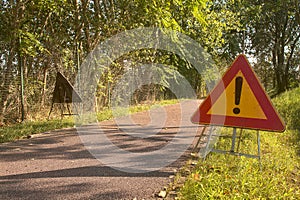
[1,0,299,125]
[0,99,178,143]
[178,87,300,199]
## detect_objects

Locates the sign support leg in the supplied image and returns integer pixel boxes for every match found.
[60,104,64,119]
[236,128,243,153]
[48,102,54,120]
[193,125,207,152]
[257,130,262,170]
[67,103,72,115]
[230,128,237,152]
[203,126,214,161]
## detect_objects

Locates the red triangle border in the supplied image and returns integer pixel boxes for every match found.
[191,55,285,132]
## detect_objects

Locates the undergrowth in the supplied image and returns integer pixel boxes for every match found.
[273,86,300,130]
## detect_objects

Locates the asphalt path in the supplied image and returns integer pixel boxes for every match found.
[0,100,204,200]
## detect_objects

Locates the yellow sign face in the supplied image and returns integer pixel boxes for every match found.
[207,71,267,119]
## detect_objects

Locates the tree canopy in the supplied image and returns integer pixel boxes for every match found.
[0,0,299,123]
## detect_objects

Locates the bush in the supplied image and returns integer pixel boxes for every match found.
[273,87,300,130]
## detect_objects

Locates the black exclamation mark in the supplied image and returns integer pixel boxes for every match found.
[233,76,243,114]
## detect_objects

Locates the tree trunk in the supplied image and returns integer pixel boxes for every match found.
[41,68,48,106]
[0,48,15,123]
[272,34,287,94]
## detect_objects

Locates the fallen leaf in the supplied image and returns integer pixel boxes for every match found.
[158,190,167,198]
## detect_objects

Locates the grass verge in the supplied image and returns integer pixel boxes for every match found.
[178,87,300,199]
[178,129,300,199]
[0,99,178,143]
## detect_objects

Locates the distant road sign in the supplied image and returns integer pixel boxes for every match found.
[191,55,285,132]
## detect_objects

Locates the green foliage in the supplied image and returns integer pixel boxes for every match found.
[273,87,300,130]
[1,0,297,126]
[19,31,45,56]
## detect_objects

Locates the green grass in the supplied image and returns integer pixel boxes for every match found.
[179,129,300,199]
[0,118,74,143]
[0,99,179,143]
[273,86,300,130]
[178,87,300,200]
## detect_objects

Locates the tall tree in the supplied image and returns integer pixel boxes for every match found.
[245,0,300,94]
[0,0,244,121]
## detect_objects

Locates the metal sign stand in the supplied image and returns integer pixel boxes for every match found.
[48,102,80,119]
[194,127,262,168]
[192,126,220,159]
[192,125,207,152]
[211,128,261,160]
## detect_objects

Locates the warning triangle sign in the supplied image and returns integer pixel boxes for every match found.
[52,72,82,103]
[191,55,285,132]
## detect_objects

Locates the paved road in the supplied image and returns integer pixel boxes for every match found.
[0,101,204,200]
